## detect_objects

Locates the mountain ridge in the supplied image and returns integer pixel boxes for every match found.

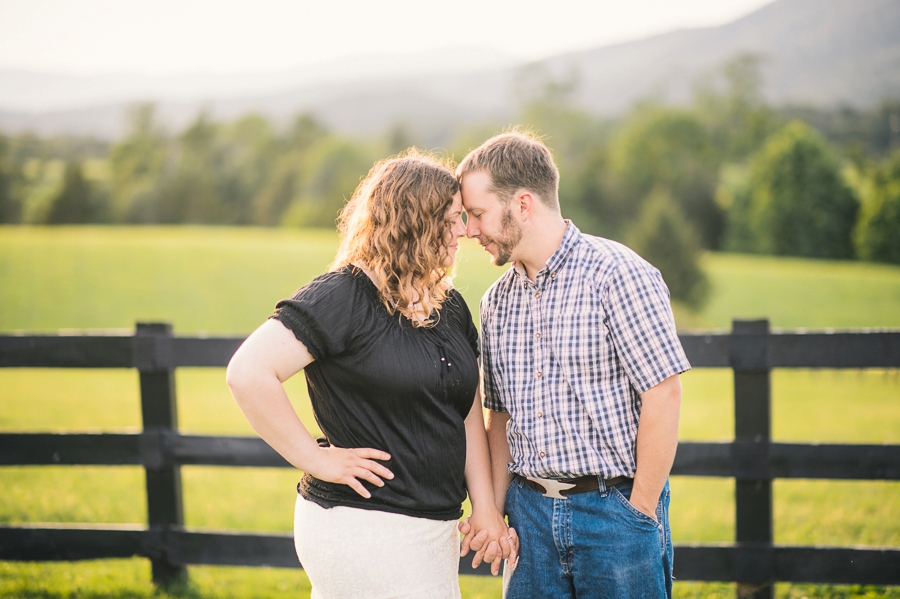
[1,0,897,141]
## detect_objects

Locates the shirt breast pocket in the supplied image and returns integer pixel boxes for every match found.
[549,309,609,382]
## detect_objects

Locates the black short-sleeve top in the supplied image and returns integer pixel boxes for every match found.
[271,266,480,521]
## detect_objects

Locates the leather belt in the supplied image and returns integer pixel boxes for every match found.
[523,475,630,499]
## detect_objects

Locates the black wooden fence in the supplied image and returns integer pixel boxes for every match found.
[1,320,899,598]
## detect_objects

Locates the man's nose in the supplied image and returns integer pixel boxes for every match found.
[466,220,478,238]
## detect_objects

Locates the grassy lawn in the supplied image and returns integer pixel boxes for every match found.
[1,226,899,598]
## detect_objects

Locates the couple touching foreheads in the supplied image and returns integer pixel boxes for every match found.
[227,131,689,599]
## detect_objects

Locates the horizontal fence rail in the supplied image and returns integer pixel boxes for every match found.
[2,433,899,480]
[1,322,899,596]
[4,330,900,370]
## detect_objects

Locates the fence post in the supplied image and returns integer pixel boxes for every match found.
[731,319,773,599]
[135,322,186,587]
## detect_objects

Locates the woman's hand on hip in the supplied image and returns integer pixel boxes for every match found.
[306,446,394,498]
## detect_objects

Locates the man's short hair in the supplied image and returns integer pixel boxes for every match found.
[456,130,560,211]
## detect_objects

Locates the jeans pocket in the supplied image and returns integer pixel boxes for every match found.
[610,486,660,529]
[504,477,519,515]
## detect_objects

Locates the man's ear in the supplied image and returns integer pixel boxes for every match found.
[515,189,535,222]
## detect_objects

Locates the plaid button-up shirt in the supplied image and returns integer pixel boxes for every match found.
[480,222,690,479]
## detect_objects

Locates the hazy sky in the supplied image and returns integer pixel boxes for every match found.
[0,0,776,75]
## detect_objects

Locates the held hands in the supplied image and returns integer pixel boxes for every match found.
[305,445,394,498]
[458,511,519,576]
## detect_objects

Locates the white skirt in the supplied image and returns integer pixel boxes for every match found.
[294,495,462,599]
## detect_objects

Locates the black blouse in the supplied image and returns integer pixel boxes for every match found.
[271,266,480,521]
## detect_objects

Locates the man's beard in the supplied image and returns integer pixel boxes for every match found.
[485,207,522,267]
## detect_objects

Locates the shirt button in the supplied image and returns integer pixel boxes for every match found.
[535,292,541,299]
[535,332,541,339]
[537,412,543,418]
[536,371,542,378]
[540,451,546,458]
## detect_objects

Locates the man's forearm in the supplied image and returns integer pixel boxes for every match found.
[631,374,682,519]
[485,409,513,513]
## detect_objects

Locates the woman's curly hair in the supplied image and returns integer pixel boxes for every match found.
[330,148,460,327]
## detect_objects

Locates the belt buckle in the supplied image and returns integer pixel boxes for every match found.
[526,476,575,499]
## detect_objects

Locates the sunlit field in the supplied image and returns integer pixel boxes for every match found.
[2,226,899,598]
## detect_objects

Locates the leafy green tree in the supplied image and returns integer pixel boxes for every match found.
[513,71,625,239]
[855,150,900,263]
[154,112,221,223]
[252,114,328,226]
[873,101,900,157]
[252,158,301,226]
[44,161,100,224]
[611,106,724,248]
[218,114,279,225]
[282,136,374,228]
[0,135,22,223]
[717,164,756,252]
[109,104,168,222]
[693,54,777,161]
[563,142,630,240]
[746,121,859,259]
[0,167,17,223]
[624,189,709,308]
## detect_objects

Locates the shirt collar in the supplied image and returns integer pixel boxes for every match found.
[545,220,580,276]
[512,220,581,282]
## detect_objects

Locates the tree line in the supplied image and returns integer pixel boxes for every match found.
[1,55,899,308]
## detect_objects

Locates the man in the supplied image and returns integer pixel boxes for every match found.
[458,131,689,598]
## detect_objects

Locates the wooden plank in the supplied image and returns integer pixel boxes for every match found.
[3,330,900,371]
[3,435,896,480]
[671,442,732,476]
[0,335,133,368]
[0,433,141,465]
[0,525,155,561]
[769,443,900,480]
[0,333,243,369]
[172,337,243,367]
[672,442,900,480]
[172,435,291,468]
[769,332,900,368]
[731,320,774,599]
[679,334,731,368]
[772,546,900,585]
[136,323,186,588]
[168,530,300,568]
[674,544,900,585]
[3,526,898,585]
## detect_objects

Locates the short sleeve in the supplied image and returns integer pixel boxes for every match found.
[479,293,506,413]
[270,271,364,361]
[603,260,691,395]
[448,289,480,360]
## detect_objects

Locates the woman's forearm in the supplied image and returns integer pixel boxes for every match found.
[463,391,498,513]
[227,370,321,470]
[225,320,393,498]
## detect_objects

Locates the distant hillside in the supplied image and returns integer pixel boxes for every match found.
[1,0,897,141]
[543,0,900,112]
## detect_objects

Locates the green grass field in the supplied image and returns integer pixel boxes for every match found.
[1,226,899,598]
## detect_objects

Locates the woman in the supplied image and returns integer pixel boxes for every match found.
[226,150,515,599]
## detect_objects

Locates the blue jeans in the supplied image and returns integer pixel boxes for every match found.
[504,476,673,599]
